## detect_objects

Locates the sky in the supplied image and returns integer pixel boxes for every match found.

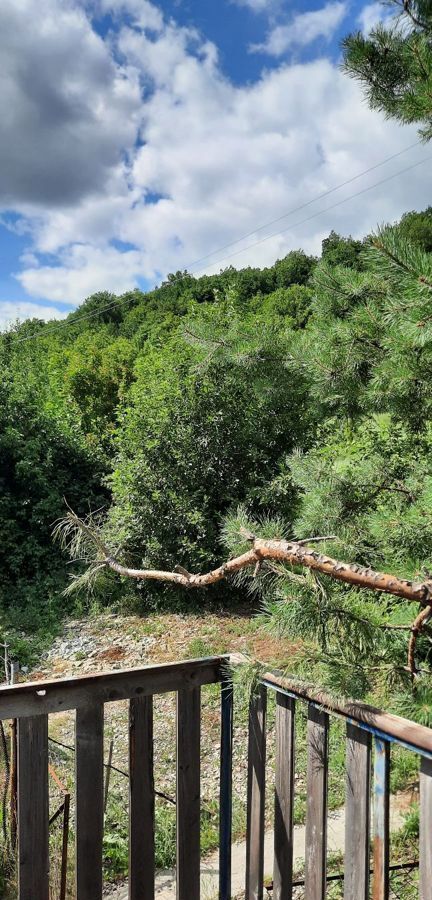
[0,0,430,327]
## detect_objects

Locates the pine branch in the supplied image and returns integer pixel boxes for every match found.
[55,510,432,676]
[55,510,432,603]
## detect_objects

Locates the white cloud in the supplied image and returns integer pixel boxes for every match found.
[0,0,141,207]
[97,0,164,31]
[357,1,395,34]
[0,301,69,330]
[18,244,147,304]
[1,0,428,314]
[232,0,278,10]
[251,1,348,55]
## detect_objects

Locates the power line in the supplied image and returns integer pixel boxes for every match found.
[10,294,141,344]
[192,152,432,275]
[6,146,429,346]
[181,140,421,270]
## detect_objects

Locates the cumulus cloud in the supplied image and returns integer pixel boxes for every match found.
[18,244,147,305]
[97,0,164,30]
[1,0,428,311]
[0,0,141,208]
[357,1,395,34]
[251,1,348,55]
[232,0,278,10]
[0,301,69,329]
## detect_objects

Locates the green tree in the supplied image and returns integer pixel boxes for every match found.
[342,1,432,139]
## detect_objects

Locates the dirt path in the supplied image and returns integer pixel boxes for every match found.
[105,796,406,900]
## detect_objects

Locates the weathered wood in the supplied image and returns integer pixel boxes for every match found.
[245,685,267,900]
[219,679,233,900]
[262,671,432,757]
[344,723,371,900]
[304,704,329,900]
[17,715,49,900]
[129,696,155,900]
[420,755,432,899]
[0,656,225,720]
[273,693,295,900]
[372,738,390,900]
[75,703,104,900]
[177,687,201,900]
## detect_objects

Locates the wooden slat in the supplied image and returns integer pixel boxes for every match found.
[17,715,49,900]
[129,696,155,900]
[0,656,224,720]
[273,693,295,900]
[372,737,390,900]
[420,755,432,899]
[245,685,267,900]
[304,704,329,900]
[344,723,371,900]
[219,679,233,900]
[75,703,104,900]
[177,687,201,900]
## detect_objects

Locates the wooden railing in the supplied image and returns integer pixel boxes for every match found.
[0,656,232,900]
[247,669,432,900]
[2,654,432,899]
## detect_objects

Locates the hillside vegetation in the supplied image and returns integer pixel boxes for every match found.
[2,0,432,720]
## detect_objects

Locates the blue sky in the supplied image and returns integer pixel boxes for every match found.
[0,0,429,327]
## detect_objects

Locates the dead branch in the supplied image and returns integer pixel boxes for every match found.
[57,510,432,676]
[58,510,432,603]
[407,604,432,678]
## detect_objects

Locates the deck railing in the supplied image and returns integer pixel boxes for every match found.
[2,654,432,899]
[0,656,232,900]
[248,669,432,900]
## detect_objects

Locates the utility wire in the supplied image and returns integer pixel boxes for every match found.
[6,145,429,346]
[182,140,421,270]
[10,294,143,344]
[192,152,432,275]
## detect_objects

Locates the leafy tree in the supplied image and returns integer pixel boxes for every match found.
[0,367,106,631]
[399,206,432,251]
[321,230,365,269]
[107,305,312,603]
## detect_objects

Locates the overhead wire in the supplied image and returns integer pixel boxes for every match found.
[180,139,421,270]
[192,152,432,275]
[5,143,429,345]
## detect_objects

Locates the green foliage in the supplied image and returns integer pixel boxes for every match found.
[399,206,432,251]
[219,221,432,716]
[342,1,432,140]
[4,168,432,727]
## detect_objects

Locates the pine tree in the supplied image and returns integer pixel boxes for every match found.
[342,1,432,140]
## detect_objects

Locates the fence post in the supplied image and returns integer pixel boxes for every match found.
[177,687,201,900]
[245,684,267,900]
[372,737,390,900]
[219,677,233,900]
[17,715,49,900]
[304,704,329,900]
[273,693,295,900]
[420,755,432,899]
[344,723,371,900]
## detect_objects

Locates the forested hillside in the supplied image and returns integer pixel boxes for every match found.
[2,0,432,720]
[2,209,432,691]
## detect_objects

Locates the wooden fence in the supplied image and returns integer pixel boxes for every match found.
[248,669,432,900]
[0,656,231,900]
[1,654,432,899]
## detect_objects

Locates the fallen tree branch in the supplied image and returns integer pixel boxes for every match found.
[55,510,432,676]
[57,510,432,604]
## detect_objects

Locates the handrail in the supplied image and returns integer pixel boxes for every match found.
[0,655,227,720]
[4,651,432,755]
[261,669,432,757]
